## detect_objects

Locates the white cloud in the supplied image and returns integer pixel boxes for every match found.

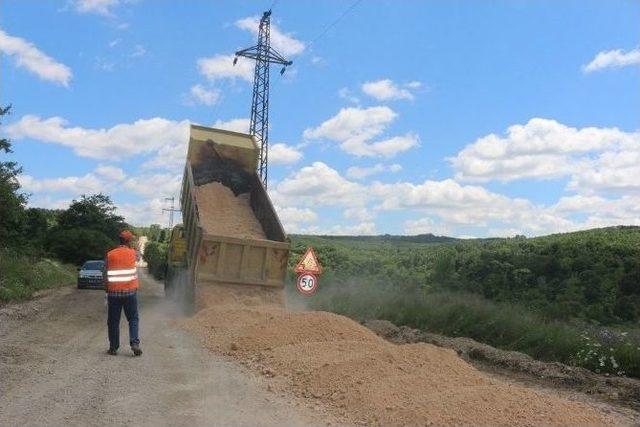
[117,198,170,226]
[19,168,179,200]
[370,178,574,235]
[551,195,640,230]
[583,48,640,73]
[344,207,375,222]
[271,162,366,207]
[329,222,376,235]
[277,206,318,223]
[26,196,72,210]
[338,87,360,104]
[95,165,126,181]
[19,173,108,195]
[129,44,146,58]
[235,16,305,57]
[7,115,190,161]
[567,141,640,194]
[213,118,250,133]
[0,29,72,86]
[123,173,182,198]
[141,141,188,172]
[361,79,421,101]
[198,54,254,82]
[275,207,318,233]
[346,163,402,180]
[304,106,418,157]
[20,166,182,226]
[343,133,419,158]
[73,0,120,16]
[269,143,302,165]
[372,178,514,213]
[188,84,221,106]
[404,217,459,236]
[450,118,639,183]
[304,107,397,143]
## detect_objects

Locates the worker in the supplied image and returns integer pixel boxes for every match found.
[104,230,143,356]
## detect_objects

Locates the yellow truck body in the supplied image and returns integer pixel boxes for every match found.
[172,125,289,310]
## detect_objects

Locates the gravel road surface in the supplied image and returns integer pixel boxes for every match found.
[0,271,324,427]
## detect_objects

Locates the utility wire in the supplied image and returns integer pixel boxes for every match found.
[307,0,364,49]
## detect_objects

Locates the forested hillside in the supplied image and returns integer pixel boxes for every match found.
[292,227,640,324]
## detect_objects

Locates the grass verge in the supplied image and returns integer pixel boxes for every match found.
[0,249,76,303]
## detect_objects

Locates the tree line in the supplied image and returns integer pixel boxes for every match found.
[291,227,640,325]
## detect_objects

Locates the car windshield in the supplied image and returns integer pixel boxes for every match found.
[82,261,104,271]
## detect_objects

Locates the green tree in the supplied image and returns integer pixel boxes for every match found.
[0,105,27,247]
[23,208,61,254]
[48,228,116,265]
[158,227,167,243]
[48,194,128,264]
[56,194,126,237]
[147,224,162,241]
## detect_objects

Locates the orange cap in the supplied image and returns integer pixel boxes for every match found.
[119,230,134,242]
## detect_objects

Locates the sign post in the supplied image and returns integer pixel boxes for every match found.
[294,247,322,296]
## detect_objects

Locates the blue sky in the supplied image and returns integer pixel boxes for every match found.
[1,0,639,237]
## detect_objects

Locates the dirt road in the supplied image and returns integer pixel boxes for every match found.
[0,272,326,427]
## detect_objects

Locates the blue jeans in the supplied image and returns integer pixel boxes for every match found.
[107,293,140,349]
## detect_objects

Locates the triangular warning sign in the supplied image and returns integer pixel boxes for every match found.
[295,246,322,275]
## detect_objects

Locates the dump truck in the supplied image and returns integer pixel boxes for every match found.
[164,225,187,298]
[167,125,290,312]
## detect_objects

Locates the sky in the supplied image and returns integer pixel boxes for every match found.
[1,0,639,237]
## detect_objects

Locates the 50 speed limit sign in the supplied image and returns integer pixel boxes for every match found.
[296,273,318,296]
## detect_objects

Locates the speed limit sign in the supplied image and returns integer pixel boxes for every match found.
[296,273,318,296]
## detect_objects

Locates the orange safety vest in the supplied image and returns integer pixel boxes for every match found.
[106,246,139,292]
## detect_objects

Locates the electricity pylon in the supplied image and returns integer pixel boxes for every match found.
[234,10,292,189]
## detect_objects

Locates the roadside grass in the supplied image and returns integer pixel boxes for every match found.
[297,278,640,378]
[0,249,76,303]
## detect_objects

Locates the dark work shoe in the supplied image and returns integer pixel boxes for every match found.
[107,348,118,356]
[131,344,143,356]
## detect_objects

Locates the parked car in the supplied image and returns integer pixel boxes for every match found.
[77,260,105,289]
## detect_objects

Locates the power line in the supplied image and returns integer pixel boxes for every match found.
[307,0,364,49]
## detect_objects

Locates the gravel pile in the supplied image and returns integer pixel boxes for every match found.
[181,288,621,426]
[194,182,266,240]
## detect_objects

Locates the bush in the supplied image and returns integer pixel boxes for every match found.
[143,241,167,280]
